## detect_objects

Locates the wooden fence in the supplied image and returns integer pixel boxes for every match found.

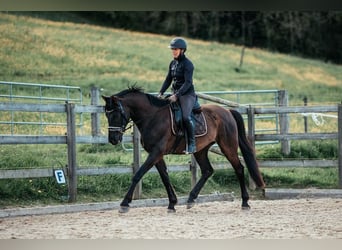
[1,94,341,202]
[197,92,342,190]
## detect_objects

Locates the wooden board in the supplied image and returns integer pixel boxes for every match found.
[0,192,234,218]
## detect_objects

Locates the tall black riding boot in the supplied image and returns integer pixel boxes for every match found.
[184,119,196,154]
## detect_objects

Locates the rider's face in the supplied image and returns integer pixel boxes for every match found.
[171,48,181,59]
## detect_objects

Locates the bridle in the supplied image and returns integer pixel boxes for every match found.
[106,100,132,134]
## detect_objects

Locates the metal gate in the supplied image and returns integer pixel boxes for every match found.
[0,81,83,135]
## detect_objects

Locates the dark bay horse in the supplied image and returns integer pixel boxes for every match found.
[102,86,265,213]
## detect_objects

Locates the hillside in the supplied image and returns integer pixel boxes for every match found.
[0,12,341,105]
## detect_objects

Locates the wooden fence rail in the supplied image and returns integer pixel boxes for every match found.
[1,100,341,202]
[0,160,337,179]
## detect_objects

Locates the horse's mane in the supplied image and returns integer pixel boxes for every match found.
[115,85,170,107]
[115,85,144,97]
[146,93,170,107]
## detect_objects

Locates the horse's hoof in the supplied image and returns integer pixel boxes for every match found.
[186,202,195,209]
[167,208,176,213]
[241,205,251,210]
[261,189,266,197]
[118,206,130,213]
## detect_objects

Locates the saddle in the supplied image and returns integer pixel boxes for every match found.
[169,97,207,138]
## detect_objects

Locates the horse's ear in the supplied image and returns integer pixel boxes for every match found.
[102,95,119,104]
[102,95,115,103]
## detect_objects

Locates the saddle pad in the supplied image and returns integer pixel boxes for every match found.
[169,107,208,137]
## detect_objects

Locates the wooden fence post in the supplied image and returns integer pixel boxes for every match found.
[132,124,142,199]
[190,155,198,189]
[247,105,256,190]
[278,90,290,155]
[66,102,77,202]
[91,87,101,136]
[247,105,255,147]
[338,104,342,188]
[303,96,308,133]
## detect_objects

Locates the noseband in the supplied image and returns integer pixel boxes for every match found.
[106,100,131,134]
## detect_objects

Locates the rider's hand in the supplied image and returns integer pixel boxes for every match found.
[168,94,177,103]
[157,93,163,98]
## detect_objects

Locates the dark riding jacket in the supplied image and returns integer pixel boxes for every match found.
[160,53,195,98]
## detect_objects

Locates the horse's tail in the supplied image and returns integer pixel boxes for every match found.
[230,109,265,189]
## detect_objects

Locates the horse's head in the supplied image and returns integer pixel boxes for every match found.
[102,95,130,145]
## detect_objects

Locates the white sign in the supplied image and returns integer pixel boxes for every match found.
[54,170,66,184]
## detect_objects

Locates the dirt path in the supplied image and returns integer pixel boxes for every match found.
[0,198,341,239]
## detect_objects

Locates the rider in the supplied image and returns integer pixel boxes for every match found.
[158,37,197,154]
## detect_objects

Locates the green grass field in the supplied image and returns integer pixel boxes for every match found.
[1,12,341,103]
[0,12,341,207]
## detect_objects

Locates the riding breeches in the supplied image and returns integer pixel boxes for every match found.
[178,94,196,122]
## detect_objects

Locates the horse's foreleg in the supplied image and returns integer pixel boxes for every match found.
[119,153,159,213]
[187,148,214,209]
[155,159,178,212]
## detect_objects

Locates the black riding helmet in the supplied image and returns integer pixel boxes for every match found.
[168,37,187,52]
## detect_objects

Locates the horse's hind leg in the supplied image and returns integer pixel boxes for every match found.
[219,144,250,209]
[155,159,178,212]
[187,146,214,209]
[232,159,250,209]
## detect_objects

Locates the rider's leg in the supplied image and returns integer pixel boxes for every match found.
[179,94,196,154]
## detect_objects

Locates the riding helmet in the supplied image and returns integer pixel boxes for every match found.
[168,37,187,52]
